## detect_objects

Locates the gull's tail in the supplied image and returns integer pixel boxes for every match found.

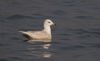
[19,31,27,34]
[19,31,32,40]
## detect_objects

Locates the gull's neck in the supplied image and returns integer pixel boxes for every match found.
[43,24,51,35]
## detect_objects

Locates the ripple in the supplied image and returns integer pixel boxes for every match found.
[60,33,71,36]
[82,43,100,48]
[32,13,55,19]
[85,43,100,48]
[0,32,9,36]
[62,0,79,6]
[0,59,9,61]
[52,10,66,15]
[67,28,100,36]
[60,45,85,50]
[0,19,7,23]
[10,57,22,60]
[11,37,20,40]
[0,43,7,47]
[6,15,34,20]
[92,44,100,48]
[75,16,96,20]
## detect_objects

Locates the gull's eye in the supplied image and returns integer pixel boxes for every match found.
[48,22,51,23]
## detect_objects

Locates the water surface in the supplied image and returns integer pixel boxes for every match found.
[0,0,100,61]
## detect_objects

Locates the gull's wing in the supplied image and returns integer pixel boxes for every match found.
[19,31,51,40]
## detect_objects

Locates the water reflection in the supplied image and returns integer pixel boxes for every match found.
[26,40,52,49]
[42,44,51,49]
[24,40,52,58]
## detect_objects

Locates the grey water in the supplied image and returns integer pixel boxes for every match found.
[0,0,100,61]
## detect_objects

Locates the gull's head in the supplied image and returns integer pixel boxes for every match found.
[43,19,55,35]
[44,19,54,26]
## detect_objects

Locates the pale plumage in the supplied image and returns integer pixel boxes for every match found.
[19,19,54,42]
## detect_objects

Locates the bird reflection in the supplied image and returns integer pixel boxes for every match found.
[43,44,51,49]
[25,40,52,49]
[24,40,53,58]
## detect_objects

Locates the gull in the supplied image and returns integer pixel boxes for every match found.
[19,19,55,42]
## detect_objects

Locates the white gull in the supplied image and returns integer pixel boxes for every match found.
[19,19,55,42]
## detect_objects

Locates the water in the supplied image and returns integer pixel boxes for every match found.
[0,0,100,61]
